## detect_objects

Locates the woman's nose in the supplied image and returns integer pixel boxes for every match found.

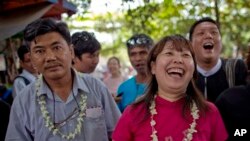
[173,55,183,64]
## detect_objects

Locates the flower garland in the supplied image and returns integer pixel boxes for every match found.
[36,75,87,140]
[149,96,199,141]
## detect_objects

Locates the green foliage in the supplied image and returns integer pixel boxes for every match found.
[65,0,250,59]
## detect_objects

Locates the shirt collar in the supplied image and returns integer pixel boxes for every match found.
[197,58,222,77]
[22,69,36,79]
[37,69,90,98]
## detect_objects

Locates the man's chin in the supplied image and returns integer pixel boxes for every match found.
[135,68,146,74]
[44,71,63,79]
[203,56,217,64]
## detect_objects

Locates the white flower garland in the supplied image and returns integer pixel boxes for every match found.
[36,75,87,140]
[149,96,199,141]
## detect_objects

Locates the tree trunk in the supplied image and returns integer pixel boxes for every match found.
[214,0,220,30]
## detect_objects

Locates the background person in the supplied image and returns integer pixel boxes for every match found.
[189,17,247,102]
[112,34,227,141]
[71,31,101,74]
[0,84,12,105]
[216,45,250,141]
[12,45,38,98]
[117,33,153,112]
[246,44,250,82]
[103,56,127,102]
[6,18,120,141]
[0,99,10,141]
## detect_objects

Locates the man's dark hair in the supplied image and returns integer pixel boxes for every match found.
[17,45,29,61]
[189,17,219,41]
[24,18,71,45]
[71,31,101,59]
[126,33,154,49]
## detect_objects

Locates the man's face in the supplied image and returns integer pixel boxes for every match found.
[191,22,222,64]
[20,52,37,74]
[128,46,149,74]
[74,50,100,73]
[30,32,74,80]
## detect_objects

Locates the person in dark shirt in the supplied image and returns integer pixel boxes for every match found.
[189,17,247,102]
[215,47,250,140]
[0,99,10,140]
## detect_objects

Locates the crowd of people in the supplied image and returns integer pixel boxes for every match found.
[0,17,250,141]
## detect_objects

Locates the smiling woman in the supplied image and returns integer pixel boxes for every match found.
[112,34,228,141]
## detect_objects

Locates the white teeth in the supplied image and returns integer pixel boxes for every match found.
[167,68,184,74]
[203,42,213,46]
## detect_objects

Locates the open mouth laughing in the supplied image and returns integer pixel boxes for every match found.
[203,42,214,50]
[167,68,184,78]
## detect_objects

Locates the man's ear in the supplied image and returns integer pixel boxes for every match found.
[19,60,24,68]
[69,44,75,59]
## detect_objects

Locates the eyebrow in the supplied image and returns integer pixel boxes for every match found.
[51,41,61,46]
[33,41,61,49]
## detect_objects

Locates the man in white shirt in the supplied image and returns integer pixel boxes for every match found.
[12,45,38,98]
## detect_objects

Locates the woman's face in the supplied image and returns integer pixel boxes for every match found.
[108,58,120,75]
[151,41,195,98]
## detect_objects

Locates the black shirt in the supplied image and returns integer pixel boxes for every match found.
[216,83,250,141]
[196,59,247,102]
[0,99,10,141]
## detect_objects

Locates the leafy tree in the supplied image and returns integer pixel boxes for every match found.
[65,0,250,59]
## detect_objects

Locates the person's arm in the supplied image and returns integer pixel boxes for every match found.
[116,85,124,112]
[5,98,33,141]
[99,82,121,139]
[114,92,123,103]
[112,106,133,141]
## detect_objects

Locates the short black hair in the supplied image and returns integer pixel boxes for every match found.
[189,17,219,41]
[24,18,71,45]
[71,31,101,59]
[17,45,29,61]
[126,33,154,49]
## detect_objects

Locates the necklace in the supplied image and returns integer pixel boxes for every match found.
[149,96,199,141]
[36,75,87,140]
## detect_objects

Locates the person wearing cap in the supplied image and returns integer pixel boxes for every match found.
[117,33,154,112]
